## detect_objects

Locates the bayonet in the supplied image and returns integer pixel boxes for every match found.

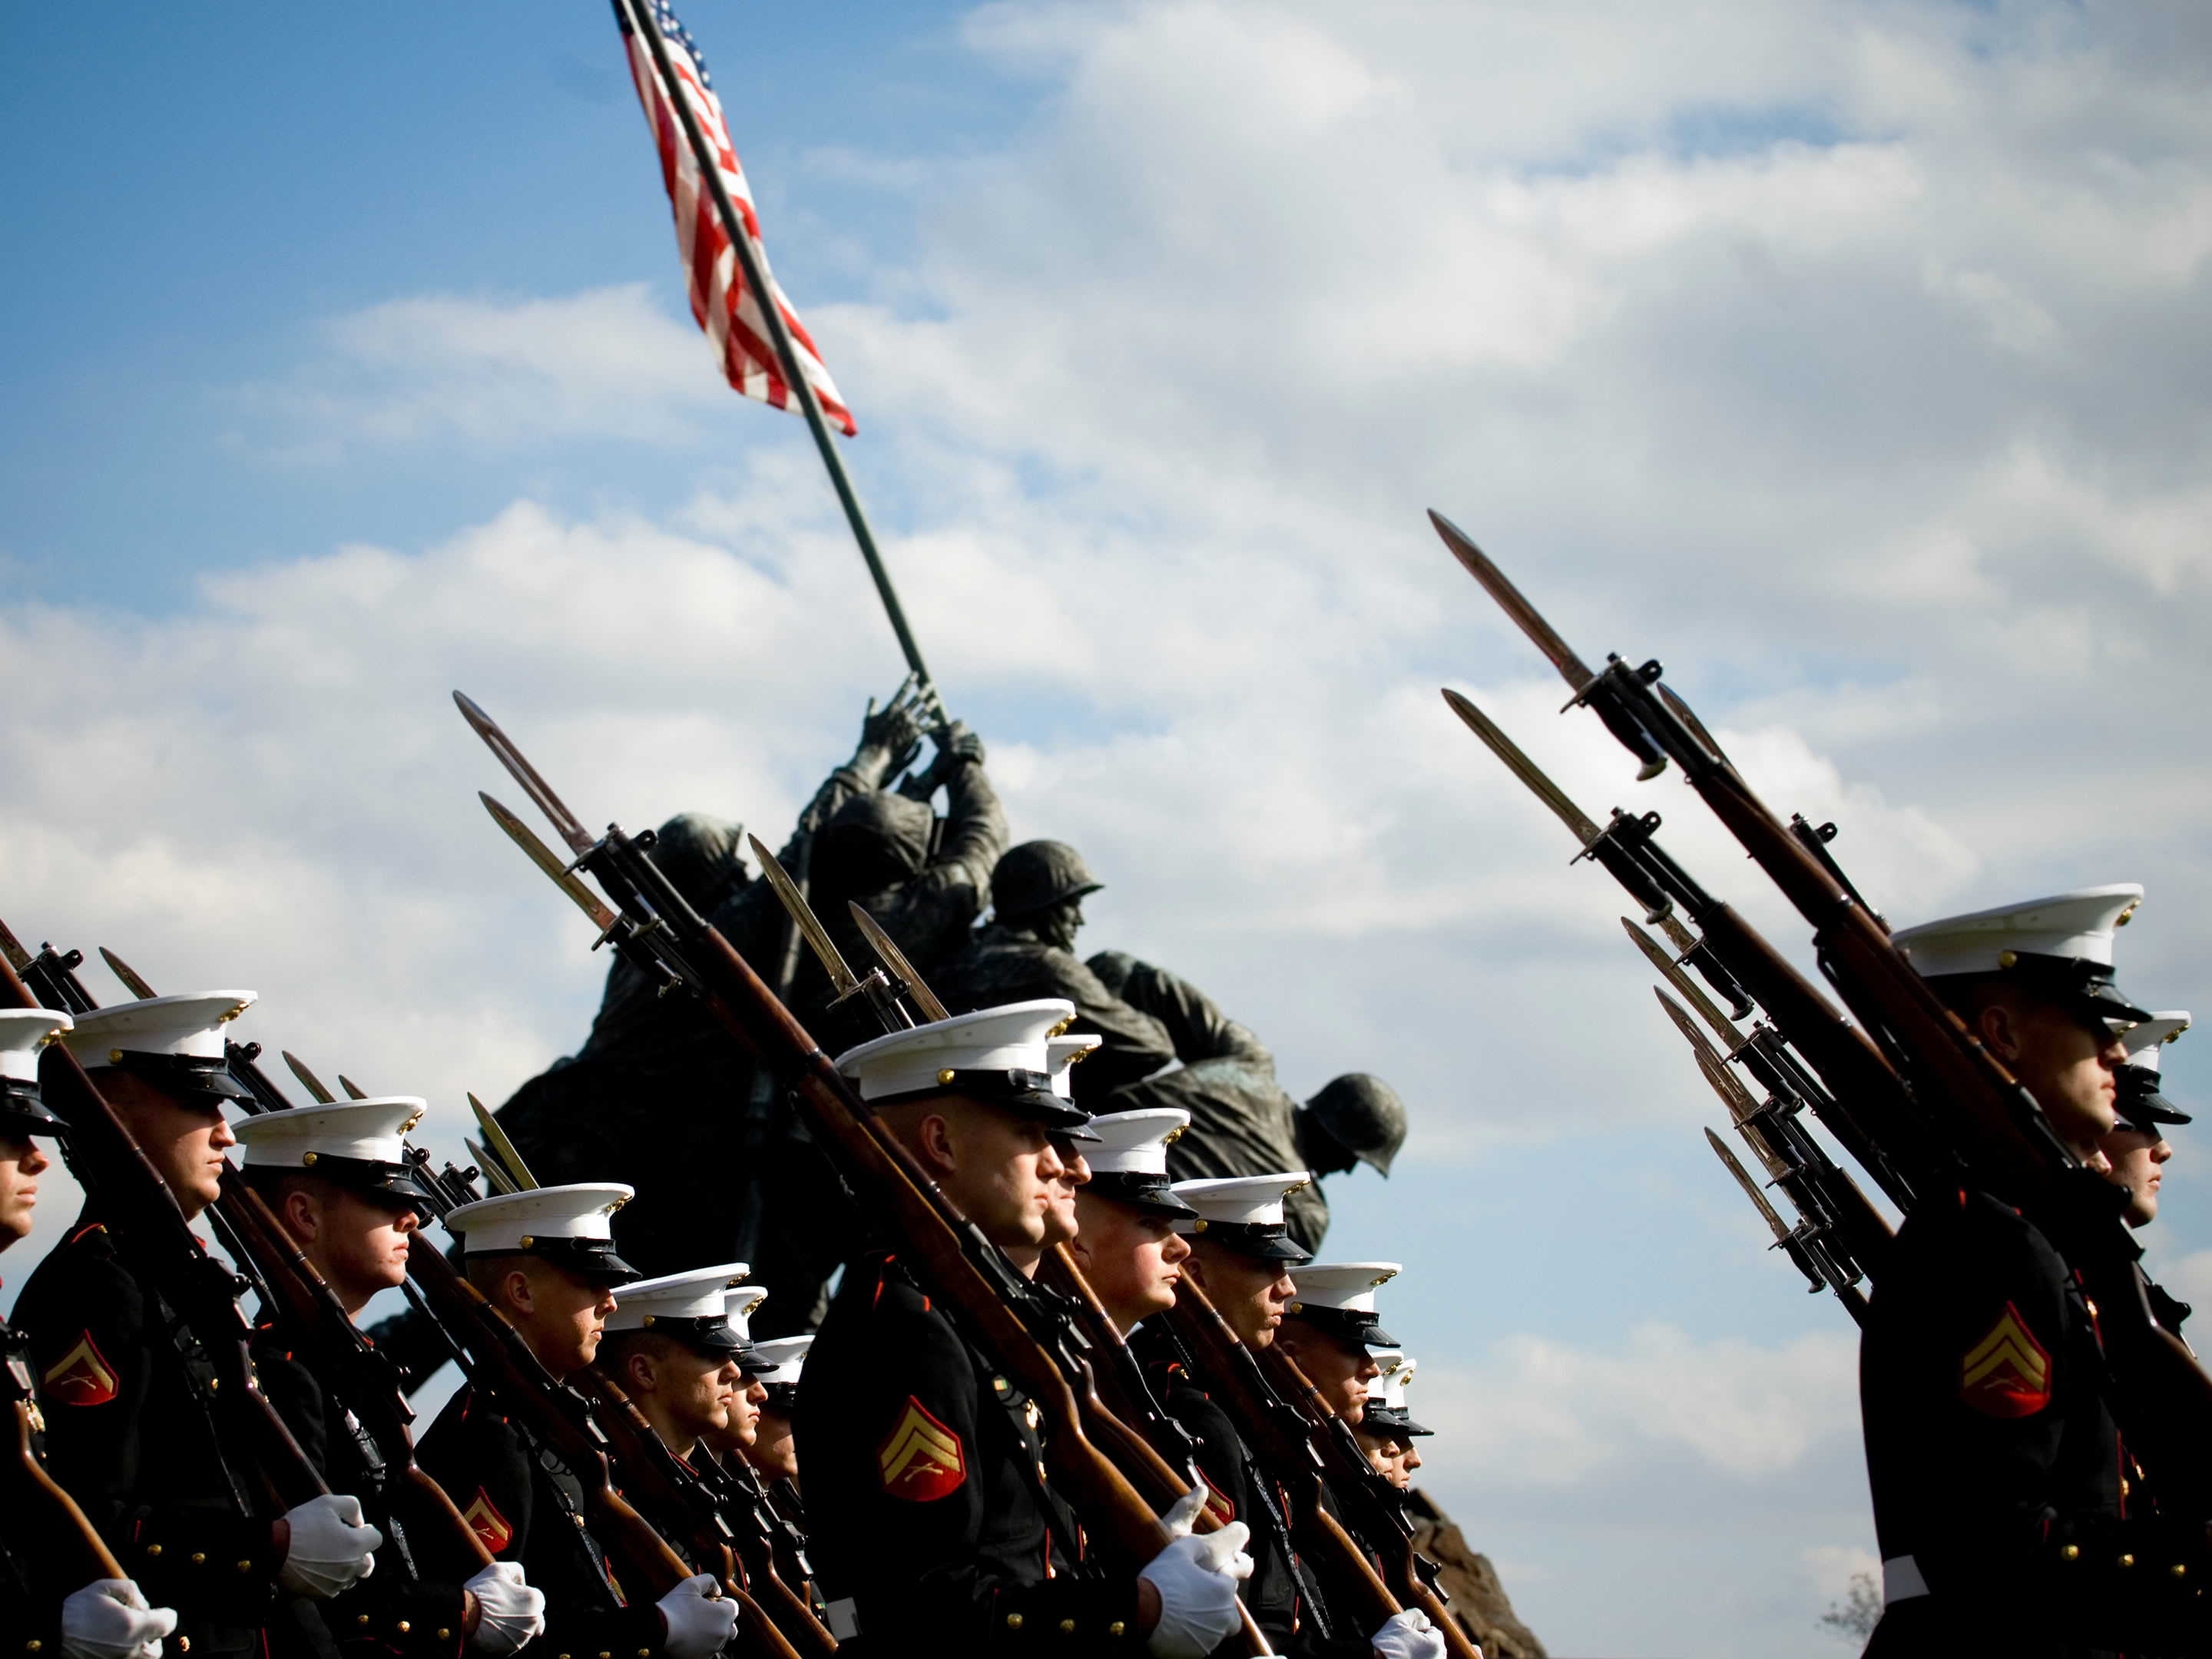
[1624,921,1745,1048]
[453,690,594,856]
[0,919,31,975]
[1428,512,1595,691]
[847,902,950,1022]
[747,836,863,999]
[100,947,158,1001]
[1706,1128,1795,1250]
[469,1092,538,1191]
[1695,1051,1790,1182]
[482,792,618,931]
[1439,687,1599,846]
[338,1075,369,1101]
[465,1138,519,1196]
[284,1051,337,1105]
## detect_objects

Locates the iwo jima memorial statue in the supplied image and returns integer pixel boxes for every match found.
[3,4,2205,1659]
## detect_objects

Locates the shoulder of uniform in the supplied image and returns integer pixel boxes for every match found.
[17,1220,137,1313]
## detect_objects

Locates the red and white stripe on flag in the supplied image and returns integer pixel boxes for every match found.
[618,0,857,436]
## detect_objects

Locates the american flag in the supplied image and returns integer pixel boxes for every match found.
[617,0,857,436]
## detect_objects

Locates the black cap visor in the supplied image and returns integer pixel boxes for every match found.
[762,1382,800,1412]
[1283,1304,1399,1351]
[1084,1171,1200,1220]
[0,1078,65,1139]
[1187,1218,1309,1263]
[873,1068,1101,1141]
[2117,1071,2191,1129]
[628,1315,743,1356]
[472,1234,642,1286]
[264,1153,439,1205]
[1932,958,2151,1028]
[98,1051,252,1108]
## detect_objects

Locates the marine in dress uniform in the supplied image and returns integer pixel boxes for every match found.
[0,1005,180,1659]
[1275,1263,1399,1426]
[735,1335,812,1488]
[15,992,379,1659]
[1355,1355,1431,1494]
[1863,888,2212,1657]
[235,1098,548,1657]
[414,1185,737,1659]
[796,1000,1250,1658]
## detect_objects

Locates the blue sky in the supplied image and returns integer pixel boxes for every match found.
[7,4,2212,1654]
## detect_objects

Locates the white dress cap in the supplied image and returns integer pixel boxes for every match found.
[1169,1172,1312,1261]
[1046,1032,1103,1101]
[1286,1262,1403,1349]
[232,1098,432,1200]
[750,1335,814,1392]
[1891,885,2149,1022]
[834,998,1098,1136]
[1363,1348,1406,1406]
[604,1263,751,1333]
[0,1007,71,1088]
[1085,1108,1189,1177]
[442,1183,640,1282]
[2122,1012,2191,1075]
[61,991,257,1065]
[725,1283,769,1341]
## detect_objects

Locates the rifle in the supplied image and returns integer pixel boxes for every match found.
[696,1449,826,1629]
[447,694,1220,1591]
[4,1358,127,1588]
[0,924,328,1518]
[567,1366,804,1659]
[1431,508,2212,1505]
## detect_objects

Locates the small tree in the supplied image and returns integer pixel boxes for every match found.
[1818,1571,1882,1644]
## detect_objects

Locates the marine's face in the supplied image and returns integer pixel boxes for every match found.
[1975,992,2126,1157]
[282,1182,418,1316]
[500,1258,618,1377]
[717,1375,767,1449]
[915,1098,1067,1253]
[745,1403,798,1480]
[2101,1125,2172,1227]
[1071,1192,1190,1333]
[0,1133,50,1245]
[668,1349,741,1447]
[1187,1242,1295,1349]
[1041,1141,1089,1247]
[1276,1320,1380,1423]
[100,1070,234,1219]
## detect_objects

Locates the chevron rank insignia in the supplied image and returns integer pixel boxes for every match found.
[41,1333,118,1408]
[1962,1302,2051,1418]
[877,1396,965,1502]
[1198,1470,1235,1528]
[461,1488,514,1554]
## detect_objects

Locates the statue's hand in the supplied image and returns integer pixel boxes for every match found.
[935,720,986,772]
[854,676,929,779]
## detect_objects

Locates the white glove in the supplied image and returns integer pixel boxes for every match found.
[1140,1487,1253,1659]
[276,1492,384,1598]
[657,1572,739,1659]
[1371,1608,1448,1659]
[465,1561,547,1655]
[58,1579,178,1659]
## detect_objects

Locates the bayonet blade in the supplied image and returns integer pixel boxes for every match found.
[1440,688,1602,846]
[1624,919,1746,1048]
[747,835,863,998]
[283,1051,337,1105]
[848,902,949,1022]
[1706,1128,1795,1247]
[464,1137,518,1196]
[482,793,618,931]
[1429,512,1595,691]
[338,1075,369,1101]
[98,948,159,1001]
[453,690,594,856]
[0,919,32,975]
[1653,985,1728,1070]
[1694,1049,1791,1182]
[469,1092,538,1191]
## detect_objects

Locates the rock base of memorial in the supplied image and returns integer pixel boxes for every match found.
[1406,1488,1548,1659]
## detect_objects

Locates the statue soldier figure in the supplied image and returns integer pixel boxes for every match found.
[931,843,1178,1104]
[1089,953,1406,1254]
[495,683,1005,1333]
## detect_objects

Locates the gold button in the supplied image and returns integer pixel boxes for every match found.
[1108,1622,1125,1637]
[939,1070,956,1085]
[176,1644,189,1655]
[237,1561,252,1572]
[2061,1545,2080,1560]
[28,1644,44,1654]
[1059,1619,1076,1634]
[2087,1300,2100,1318]
[2174,1564,2189,1579]
[207,1376,218,1391]
[358,1617,371,1627]
[519,1235,535,1248]
[146,1544,163,1558]
[110,1049,125,1064]
[2121,1478,2131,1496]
[2120,1554,2135,1569]
[437,1632,452,1641]
[1006,1614,1024,1631]
[1192,1218,1207,1232]
[303,1151,318,1166]
[398,1624,411,1634]
[190,1551,205,1565]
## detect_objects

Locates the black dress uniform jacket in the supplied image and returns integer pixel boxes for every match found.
[13,1214,290,1658]
[796,1251,1144,1656]
[1860,1187,2211,1657]
[1133,1330,1369,1659]
[416,1382,668,1657]
[253,1327,470,1658]
[2,1313,75,1654]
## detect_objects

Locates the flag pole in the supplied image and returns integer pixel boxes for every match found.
[620,0,936,699]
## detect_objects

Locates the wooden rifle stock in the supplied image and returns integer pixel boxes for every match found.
[0,952,327,1514]
[402,1244,697,1602]
[215,1168,495,1580]
[568,1368,802,1659]
[8,1399,125,1584]
[692,1452,839,1657]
